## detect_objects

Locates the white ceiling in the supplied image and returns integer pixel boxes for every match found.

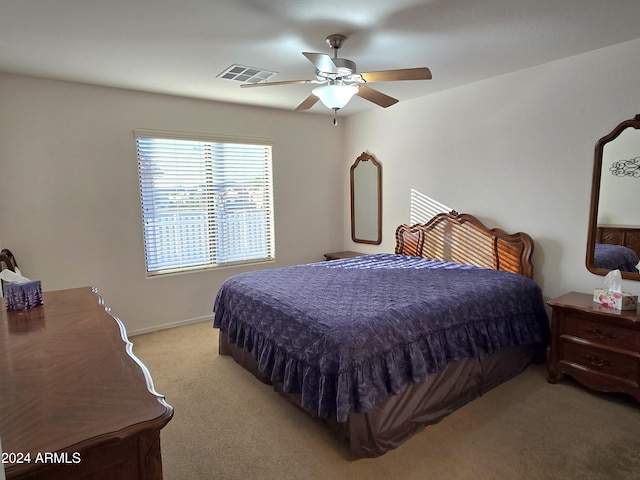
[2,0,640,116]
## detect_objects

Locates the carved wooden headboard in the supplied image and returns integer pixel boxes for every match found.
[395,211,534,278]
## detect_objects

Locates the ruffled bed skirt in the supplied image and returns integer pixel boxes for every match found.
[218,331,539,459]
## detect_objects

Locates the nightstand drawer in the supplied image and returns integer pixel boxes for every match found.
[563,315,640,351]
[562,340,639,380]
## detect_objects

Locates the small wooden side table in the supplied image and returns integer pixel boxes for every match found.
[547,291,640,403]
[323,251,366,261]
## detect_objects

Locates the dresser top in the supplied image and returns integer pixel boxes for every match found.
[548,291,640,322]
[0,287,172,476]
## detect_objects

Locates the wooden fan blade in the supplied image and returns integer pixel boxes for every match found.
[357,85,398,108]
[295,94,319,111]
[302,52,338,74]
[240,79,312,88]
[360,67,432,83]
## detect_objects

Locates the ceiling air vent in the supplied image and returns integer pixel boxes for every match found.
[217,65,277,84]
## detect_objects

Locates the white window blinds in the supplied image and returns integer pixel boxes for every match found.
[134,129,274,276]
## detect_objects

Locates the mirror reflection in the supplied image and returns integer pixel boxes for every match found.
[587,115,640,280]
[350,152,382,245]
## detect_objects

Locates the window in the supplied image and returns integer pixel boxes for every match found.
[134,129,274,276]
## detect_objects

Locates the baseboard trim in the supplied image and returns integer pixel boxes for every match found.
[129,315,213,336]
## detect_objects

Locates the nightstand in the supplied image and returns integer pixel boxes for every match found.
[547,291,640,403]
[323,251,366,261]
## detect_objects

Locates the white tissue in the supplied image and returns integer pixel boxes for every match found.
[0,269,31,284]
[604,269,623,293]
[636,260,640,273]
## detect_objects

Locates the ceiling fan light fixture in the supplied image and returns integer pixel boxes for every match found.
[312,84,359,110]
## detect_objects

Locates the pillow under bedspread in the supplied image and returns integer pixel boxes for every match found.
[213,253,549,423]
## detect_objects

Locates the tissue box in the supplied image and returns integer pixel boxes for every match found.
[2,280,43,311]
[593,288,638,311]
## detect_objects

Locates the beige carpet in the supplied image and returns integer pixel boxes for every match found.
[132,321,640,480]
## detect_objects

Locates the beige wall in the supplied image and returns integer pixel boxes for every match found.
[0,75,344,333]
[2,37,640,333]
[342,38,640,301]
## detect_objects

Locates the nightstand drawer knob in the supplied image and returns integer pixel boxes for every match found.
[584,327,617,340]
[582,354,613,368]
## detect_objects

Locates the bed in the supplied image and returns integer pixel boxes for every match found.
[213,211,549,459]
[593,243,640,272]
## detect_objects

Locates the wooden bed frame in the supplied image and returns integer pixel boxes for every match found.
[217,211,542,459]
[395,210,534,278]
[596,225,640,259]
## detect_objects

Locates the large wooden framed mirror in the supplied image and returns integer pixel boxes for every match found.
[350,152,382,245]
[586,114,640,280]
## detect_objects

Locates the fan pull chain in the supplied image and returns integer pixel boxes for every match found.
[333,108,338,126]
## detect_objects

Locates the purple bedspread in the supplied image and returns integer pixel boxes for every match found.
[213,254,549,422]
[594,243,639,272]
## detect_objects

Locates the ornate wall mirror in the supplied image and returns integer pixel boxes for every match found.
[350,152,382,245]
[586,114,640,280]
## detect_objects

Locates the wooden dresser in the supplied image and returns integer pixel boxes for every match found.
[0,287,173,480]
[547,291,640,402]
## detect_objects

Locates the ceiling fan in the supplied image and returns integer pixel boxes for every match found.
[241,34,432,123]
